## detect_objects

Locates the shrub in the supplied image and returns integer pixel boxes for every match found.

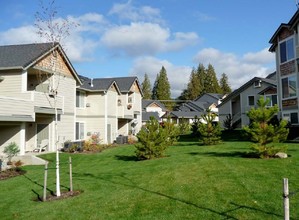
[198,110,222,145]
[162,118,180,146]
[3,142,20,164]
[191,115,201,136]
[178,120,191,135]
[135,117,170,160]
[243,97,289,158]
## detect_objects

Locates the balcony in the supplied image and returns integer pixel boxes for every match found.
[117,105,134,119]
[32,91,64,111]
[0,96,34,121]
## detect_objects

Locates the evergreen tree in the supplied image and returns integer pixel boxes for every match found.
[152,66,171,100]
[184,68,202,100]
[135,117,179,160]
[198,110,222,145]
[219,73,232,94]
[204,64,221,93]
[197,63,207,96]
[243,97,289,158]
[151,73,159,100]
[141,73,152,99]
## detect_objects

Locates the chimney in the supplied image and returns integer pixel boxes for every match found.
[90,78,93,87]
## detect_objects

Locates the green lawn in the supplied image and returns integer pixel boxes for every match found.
[1,138,299,220]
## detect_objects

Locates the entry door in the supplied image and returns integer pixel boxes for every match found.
[37,124,49,146]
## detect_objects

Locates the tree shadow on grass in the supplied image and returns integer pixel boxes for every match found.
[114,155,138,161]
[73,172,282,219]
[23,174,55,201]
[188,151,258,158]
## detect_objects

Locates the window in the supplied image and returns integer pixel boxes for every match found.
[128,97,133,103]
[248,96,255,106]
[280,38,295,63]
[282,75,297,98]
[254,80,261,88]
[265,95,277,107]
[76,91,85,108]
[290,112,298,124]
[75,122,84,140]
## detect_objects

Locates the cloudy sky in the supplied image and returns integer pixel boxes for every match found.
[0,0,297,97]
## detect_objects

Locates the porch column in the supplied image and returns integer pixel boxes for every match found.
[19,123,26,155]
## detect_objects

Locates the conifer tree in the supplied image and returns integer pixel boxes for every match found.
[243,97,289,158]
[152,66,171,100]
[197,63,207,96]
[198,110,222,145]
[185,68,202,100]
[219,73,232,94]
[141,73,152,99]
[204,64,221,93]
[135,117,177,160]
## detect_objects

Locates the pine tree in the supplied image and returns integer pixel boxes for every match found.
[219,73,232,94]
[197,63,206,96]
[141,73,152,99]
[151,73,159,100]
[184,68,202,100]
[152,66,171,100]
[243,97,289,158]
[135,117,172,160]
[198,110,222,145]
[204,64,221,94]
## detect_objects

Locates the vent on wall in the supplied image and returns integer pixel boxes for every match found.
[86,103,91,107]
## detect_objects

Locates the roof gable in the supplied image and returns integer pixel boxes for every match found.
[0,42,81,84]
[218,77,276,107]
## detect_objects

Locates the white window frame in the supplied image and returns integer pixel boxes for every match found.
[279,37,295,64]
[283,112,299,125]
[75,122,85,140]
[264,95,277,107]
[281,74,297,99]
[76,91,85,108]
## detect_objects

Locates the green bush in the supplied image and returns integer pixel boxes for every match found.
[3,142,20,164]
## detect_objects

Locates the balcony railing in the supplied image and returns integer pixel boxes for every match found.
[0,96,34,120]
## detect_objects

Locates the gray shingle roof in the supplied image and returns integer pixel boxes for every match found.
[142,112,160,121]
[142,99,167,111]
[162,111,202,119]
[0,42,56,69]
[78,75,142,94]
[79,75,117,92]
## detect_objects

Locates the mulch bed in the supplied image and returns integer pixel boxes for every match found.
[1,169,82,201]
[0,169,26,180]
[41,190,82,202]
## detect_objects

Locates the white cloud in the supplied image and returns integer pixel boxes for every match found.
[0,13,106,63]
[193,48,275,90]
[101,22,199,56]
[130,56,192,98]
[108,0,162,23]
[0,25,40,44]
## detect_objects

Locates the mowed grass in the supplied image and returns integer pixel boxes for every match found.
[1,137,299,220]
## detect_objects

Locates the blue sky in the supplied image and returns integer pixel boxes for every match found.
[0,0,297,97]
